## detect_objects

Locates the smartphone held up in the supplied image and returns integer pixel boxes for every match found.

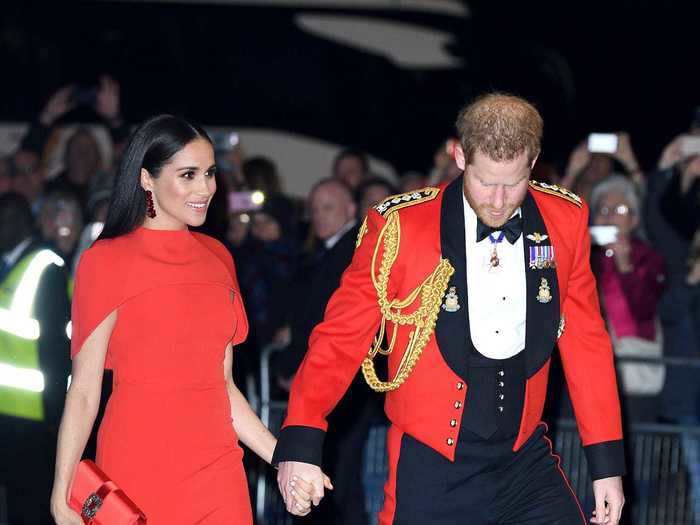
[589,225,619,246]
[587,133,618,154]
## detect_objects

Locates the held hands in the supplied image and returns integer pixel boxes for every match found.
[277,461,334,516]
[590,476,624,524]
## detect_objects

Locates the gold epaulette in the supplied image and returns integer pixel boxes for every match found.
[529,180,582,207]
[374,187,441,217]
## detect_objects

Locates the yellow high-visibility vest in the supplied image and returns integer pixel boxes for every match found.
[0,248,64,421]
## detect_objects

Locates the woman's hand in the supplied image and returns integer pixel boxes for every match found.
[50,493,83,525]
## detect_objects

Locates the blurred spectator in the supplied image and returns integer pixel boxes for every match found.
[9,148,45,214]
[531,159,562,185]
[309,178,357,247]
[226,211,251,248]
[560,132,642,202]
[244,155,284,197]
[0,156,12,194]
[332,148,369,189]
[212,130,245,190]
[659,150,700,243]
[590,175,666,419]
[38,190,83,268]
[399,171,427,192]
[240,155,301,233]
[428,138,461,185]
[0,193,70,524]
[85,170,114,224]
[19,77,127,210]
[355,175,397,218]
[277,177,379,525]
[70,174,114,276]
[645,120,700,521]
[236,195,300,350]
[45,126,103,207]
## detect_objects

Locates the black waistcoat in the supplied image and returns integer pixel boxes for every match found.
[433,176,561,446]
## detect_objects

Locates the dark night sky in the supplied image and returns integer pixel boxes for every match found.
[0,0,697,173]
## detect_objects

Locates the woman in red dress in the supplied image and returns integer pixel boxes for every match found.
[50,116,321,524]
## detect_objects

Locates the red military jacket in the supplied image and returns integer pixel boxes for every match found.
[272,176,625,482]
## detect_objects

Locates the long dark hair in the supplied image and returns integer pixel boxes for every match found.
[98,115,212,240]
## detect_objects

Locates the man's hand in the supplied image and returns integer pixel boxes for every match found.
[277,461,333,516]
[39,85,75,126]
[561,142,591,189]
[591,476,624,524]
[613,133,641,174]
[658,134,685,171]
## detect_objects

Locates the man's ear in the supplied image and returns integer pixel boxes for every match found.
[455,143,466,171]
[530,153,540,171]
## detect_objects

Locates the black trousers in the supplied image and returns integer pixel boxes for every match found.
[393,425,585,525]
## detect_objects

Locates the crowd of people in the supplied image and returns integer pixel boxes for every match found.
[0,80,699,524]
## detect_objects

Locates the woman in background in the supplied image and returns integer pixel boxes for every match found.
[590,175,666,419]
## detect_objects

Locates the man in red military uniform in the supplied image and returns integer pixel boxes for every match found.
[273,94,625,524]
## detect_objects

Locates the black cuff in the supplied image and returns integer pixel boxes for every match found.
[271,425,326,467]
[584,439,626,480]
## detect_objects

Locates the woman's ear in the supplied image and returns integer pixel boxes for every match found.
[140,168,152,191]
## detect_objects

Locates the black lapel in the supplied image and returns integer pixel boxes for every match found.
[434,175,469,380]
[521,191,560,377]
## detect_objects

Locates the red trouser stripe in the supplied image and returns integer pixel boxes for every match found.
[543,432,587,524]
[378,425,404,525]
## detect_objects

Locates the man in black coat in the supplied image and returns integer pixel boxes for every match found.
[278,178,384,525]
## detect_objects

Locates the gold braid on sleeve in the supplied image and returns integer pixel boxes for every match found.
[361,212,454,392]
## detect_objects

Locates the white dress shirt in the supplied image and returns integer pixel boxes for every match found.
[463,195,526,359]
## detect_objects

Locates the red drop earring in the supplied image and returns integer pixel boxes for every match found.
[145,190,157,218]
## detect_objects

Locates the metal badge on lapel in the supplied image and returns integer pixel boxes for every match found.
[526,232,548,243]
[537,278,553,303]
[529,245,556,270]
[442,286,461,312]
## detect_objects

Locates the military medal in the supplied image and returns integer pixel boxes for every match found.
[537,277,552,303]
[442,286,461,312]
[529,245,556,270]
[488,231,506,269]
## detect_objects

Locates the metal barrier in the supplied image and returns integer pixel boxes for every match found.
[555,418,700,525]
[250,348,700,525]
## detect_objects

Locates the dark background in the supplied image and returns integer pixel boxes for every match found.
[0,0,697,173]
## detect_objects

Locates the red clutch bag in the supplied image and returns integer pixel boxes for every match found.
[69,460,147,524]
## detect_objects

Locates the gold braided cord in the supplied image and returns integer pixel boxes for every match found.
[355,217,369,249]
[362,212,454,392]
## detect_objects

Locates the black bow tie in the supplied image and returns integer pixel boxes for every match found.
[476,214,523,244]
